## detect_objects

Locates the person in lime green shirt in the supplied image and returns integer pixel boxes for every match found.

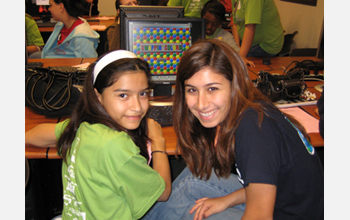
[25,50,171,219]
[232,0,284,63]
[25,13,45,57]
[167,0,210,17]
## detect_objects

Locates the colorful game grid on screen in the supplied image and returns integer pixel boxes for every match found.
[129,23,192,76]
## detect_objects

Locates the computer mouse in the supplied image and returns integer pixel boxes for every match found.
[263,58,271,65]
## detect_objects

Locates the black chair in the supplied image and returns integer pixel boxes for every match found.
[278,31,298,57]
[290,48,317,57]
[25,157,30,188]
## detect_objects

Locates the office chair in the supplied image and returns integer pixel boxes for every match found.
[290,48,317,57]
[105,20,120,52]
[278,31,298,57]
[25,157,30,188]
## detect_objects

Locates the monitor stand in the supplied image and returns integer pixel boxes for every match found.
[153,84,173,96]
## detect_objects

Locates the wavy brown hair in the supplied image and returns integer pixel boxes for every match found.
[173,39,309,179]
[58,54,152,163]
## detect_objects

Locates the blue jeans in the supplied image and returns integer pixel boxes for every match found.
[247,44,277,57]
[142,167,245,220]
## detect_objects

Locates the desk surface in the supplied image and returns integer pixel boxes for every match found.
[25,56,324,159]
[37,15,115,32]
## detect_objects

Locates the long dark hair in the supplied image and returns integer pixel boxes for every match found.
[58,54,152,163]
[173,39,309,179]
[53,0,87,17]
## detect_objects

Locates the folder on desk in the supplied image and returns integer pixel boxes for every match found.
[280,107,319,133]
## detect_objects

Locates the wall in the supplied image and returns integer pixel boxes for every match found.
[274,0,324,48]
[98,0,324,49]
[98,0,155,15]
[98,0,117,16]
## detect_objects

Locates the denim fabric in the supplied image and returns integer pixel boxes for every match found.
[247,44,277,57]
[142,167,245,220]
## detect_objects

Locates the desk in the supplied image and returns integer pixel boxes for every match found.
[25,56,324,159]
[37,16,115,33]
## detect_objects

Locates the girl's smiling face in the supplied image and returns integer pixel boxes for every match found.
[185,67,231,128]
[95,71,150,130]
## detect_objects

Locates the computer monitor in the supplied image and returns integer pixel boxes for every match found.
[26,0,50,19]
[36,0,49,5]
[123,17,205,96]
[119,6,184,51]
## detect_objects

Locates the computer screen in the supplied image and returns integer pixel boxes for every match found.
[36,0,49,5]
[123,17,205,84]
[26,0,50,17]
[119,6,184,51]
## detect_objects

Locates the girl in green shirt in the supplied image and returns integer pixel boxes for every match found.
[25,50,171,219]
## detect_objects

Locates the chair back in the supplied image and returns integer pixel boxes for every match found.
[278,31,298,57]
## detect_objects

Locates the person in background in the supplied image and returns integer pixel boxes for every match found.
[115,0,140,9]
[84,0,99,16]
[31,0,100,58]
[105,0,140,51]
[201,0,254,67]
[25,13,45,57]
[142,39,323,220]
[232,0,284,64]
[201,1,239,52]
[167,0,210,18]
[25,50,171,219]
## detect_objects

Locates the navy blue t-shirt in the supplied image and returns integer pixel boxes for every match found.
[234,107,324,220]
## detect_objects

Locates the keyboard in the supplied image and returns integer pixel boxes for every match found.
[26,62,43,68]
[49,66,81,73]
[36,21,57,27]
[148,101,173,127]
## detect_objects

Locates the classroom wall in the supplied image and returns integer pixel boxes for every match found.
[274,0,324,49]
[98,0,117,16]
[98,0,324,49]
[97,0,154,15]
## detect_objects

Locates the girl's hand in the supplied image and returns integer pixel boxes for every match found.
[147,118,165,152]
[189,197,230,220]
[147,119,171,201]
[243,57,255,67]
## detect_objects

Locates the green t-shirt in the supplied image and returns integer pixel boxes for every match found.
[25,13,45,47]
[55,120,165,220]
[233,0,284,54]
[167,0,210,17]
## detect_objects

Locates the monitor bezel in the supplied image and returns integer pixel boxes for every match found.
[123,17,205,83]
[119,6,184,50]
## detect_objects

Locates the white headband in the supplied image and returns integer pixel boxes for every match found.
[93,50,137,84]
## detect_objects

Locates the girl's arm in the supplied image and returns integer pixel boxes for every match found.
[190,183,276,220]
[242,183,276,220]
[231,23,241,48]
[239,24,256,59]
[25,123,57,148]
[233,23,255,67]
[147,119,172,201]
[190,188,246,220]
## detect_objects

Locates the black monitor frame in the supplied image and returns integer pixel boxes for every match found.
[26,0,51,18]
[123,17,205,96]
[119,6,184,50]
